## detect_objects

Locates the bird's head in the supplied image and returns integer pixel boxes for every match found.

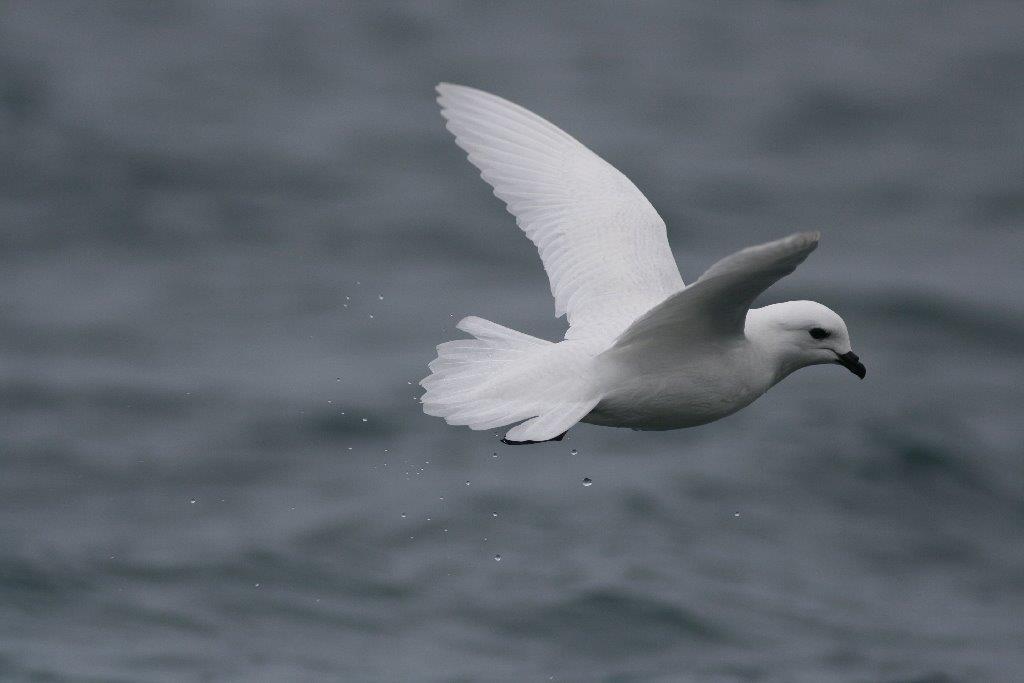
[749,300,865,380]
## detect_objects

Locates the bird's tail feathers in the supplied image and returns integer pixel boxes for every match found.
[420,316,600,442]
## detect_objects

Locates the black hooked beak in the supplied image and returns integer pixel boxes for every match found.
[835,350,866,379]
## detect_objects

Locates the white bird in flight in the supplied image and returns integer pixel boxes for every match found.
[421,83,865,445]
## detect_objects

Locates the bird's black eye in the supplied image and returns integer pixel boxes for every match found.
[809,327,830,340]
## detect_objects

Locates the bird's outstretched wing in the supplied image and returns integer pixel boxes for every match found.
[437,83,684,341]
[613,232,820,349]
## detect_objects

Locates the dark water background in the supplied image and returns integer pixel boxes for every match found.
[2,2,1023,681]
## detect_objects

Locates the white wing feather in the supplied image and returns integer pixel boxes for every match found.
[613,232,820,349]
[437,83,684,341]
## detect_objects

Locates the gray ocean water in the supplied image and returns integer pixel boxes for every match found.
[2,3,1023,681]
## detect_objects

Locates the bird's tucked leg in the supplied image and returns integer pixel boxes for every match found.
[500,431,567,446]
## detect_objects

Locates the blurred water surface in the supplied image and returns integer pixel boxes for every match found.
[1,2,1023,681]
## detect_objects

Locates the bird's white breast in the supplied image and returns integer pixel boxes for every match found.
[583,341,773,430]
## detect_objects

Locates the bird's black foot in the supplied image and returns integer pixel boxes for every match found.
[500,431,567,446]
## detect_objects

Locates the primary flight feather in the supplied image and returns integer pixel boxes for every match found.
[421,83,865,445]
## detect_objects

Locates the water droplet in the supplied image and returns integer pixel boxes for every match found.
[368,313,374,319]
[361,417,368,422]
[492,512,498,518]
[733,512,741,518]
[254,583,261,588]
[327,399,332,404]
[465,480,471,486]
[378,294,384,300]
[582,477,593,487]
[400,512,407,518]
[570,448,578,455]
[426,517,431,521]
[189,498,197,504]
[439,497,445,501]
[492,452,499,459]
[336,377,341,381]
[493,554,502,562]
